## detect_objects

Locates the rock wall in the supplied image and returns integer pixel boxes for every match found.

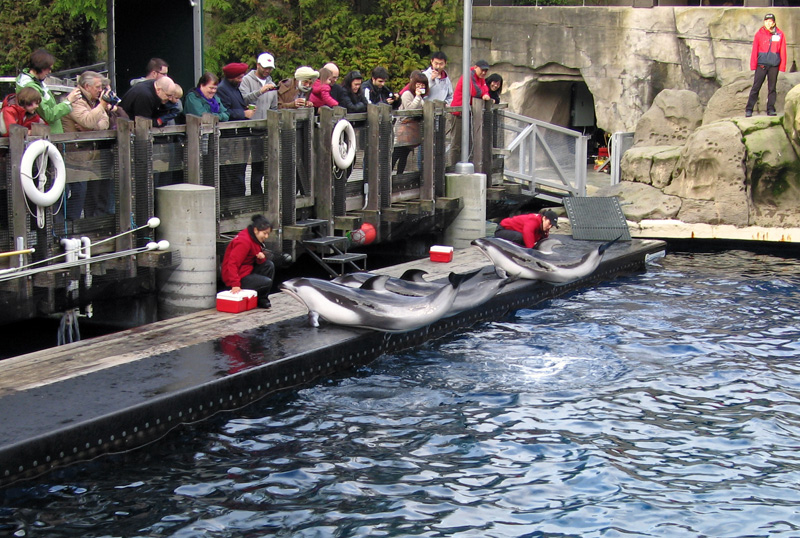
[442,7,800,133]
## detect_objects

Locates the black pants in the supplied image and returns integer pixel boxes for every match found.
[250,161,264,195]
[746,65,779,114]
[392,146,413,175]
[240,259,275,300]
[220,163,247,198]
[494,226,524,246]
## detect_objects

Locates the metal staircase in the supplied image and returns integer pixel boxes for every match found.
[285,219,367,278]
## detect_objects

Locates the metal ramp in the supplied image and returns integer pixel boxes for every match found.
[286,219,367,277]
[563,197,632,241]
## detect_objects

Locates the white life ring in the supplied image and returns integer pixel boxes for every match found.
[331,119,356,170]
[20,140,66,207]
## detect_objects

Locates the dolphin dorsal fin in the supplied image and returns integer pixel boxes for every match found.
[400,269,428,282]
[361,275,389,292]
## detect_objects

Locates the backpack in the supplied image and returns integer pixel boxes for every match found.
[0,93,18,136]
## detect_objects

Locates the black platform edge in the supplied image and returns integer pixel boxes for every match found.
[0,240,666,487]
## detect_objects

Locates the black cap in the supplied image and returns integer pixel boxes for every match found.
[475,60,490,70]
[764,13,775,20]
[543,210,559,228]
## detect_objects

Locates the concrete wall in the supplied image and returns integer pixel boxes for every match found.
[442,7,800,132]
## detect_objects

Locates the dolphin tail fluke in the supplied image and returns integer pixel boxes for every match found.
[598,235,623,255]
[400,269,428,282]
[448,271,475,289]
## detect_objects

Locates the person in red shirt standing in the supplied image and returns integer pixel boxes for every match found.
[495,210,559,249]
[746,13,787,117]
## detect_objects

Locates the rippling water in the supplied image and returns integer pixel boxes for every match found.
[4,250,800,537]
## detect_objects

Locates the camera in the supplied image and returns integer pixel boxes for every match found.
[419,88,425,95]
[102,89,121,106]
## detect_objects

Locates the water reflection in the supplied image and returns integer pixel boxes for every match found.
[3,250,800,537]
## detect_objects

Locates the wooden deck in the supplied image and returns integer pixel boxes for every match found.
[0,235,666,487]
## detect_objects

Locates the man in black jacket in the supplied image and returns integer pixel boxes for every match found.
[217,63,255,197]
[362,66,398,108]
[332,70,368,113]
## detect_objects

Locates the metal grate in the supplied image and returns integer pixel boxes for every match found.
[563,196,631,241]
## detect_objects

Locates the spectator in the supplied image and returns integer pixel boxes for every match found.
[241,53,278,195]
[486,73,504,104]
[362,66,397,107]
[448,59,492,165]
[157,84,183,126]
[62,71,115,219]
[184,72,229,120]
[332,70,368,113]
[129,58,169,88]
[423,51,454,105]
[277,66,318,109]
[217,63,255,198]
[241,53,278,118]
[15,49,81,134]
[1,87,44,136]
[392,70,428,175]
[120,76,176,123]
[310,66,339,109]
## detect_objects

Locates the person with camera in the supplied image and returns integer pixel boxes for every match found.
[745,13,787,117]
[362,66,398,108]
[62,71,117,219]
[392,70,429,175]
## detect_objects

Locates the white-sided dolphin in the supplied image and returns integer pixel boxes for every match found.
[471,236,620,284]
[333,266,511,316]
[280,272,467,332]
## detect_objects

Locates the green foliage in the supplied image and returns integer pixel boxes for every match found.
[204,0,461,90]
[0,0,99,75]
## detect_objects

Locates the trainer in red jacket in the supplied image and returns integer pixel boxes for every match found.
[221,214,275,308]
[745,13,787,117]
[495,210,559,249]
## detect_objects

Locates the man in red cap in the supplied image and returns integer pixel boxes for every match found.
[217,62,255,197]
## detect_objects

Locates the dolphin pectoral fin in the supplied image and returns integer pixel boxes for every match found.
[308,311,320,328]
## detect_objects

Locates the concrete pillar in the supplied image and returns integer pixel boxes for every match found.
[156,184,217,319]
[443,172,487,249]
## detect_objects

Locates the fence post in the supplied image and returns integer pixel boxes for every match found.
[421,100,436,200]
[185,114,202,185]
[133,117,155,243]
[266,110,282,248]
[279,109,298,236]
[116,118,133,253]
[8,126,28,260]
[366,104,380,211]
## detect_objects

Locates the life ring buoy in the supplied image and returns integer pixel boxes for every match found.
[331,119,356,170]
[20,140,66,207]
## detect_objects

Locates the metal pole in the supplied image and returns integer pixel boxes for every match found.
[455,0,474,174]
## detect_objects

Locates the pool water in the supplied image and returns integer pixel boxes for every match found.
[3,249,800,537]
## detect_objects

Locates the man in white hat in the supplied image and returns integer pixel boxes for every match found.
[277,66,319,109]
[240,52,279,194]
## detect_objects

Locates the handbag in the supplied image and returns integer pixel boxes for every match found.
[757,38,780,67]
[395,118,421,147]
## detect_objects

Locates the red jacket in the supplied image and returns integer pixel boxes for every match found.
[2,104,44,136]
[750,25,787,72]
[221,227,267,288]
[499,213,549,248]
[309,79,338,108]
[450,67,490,112]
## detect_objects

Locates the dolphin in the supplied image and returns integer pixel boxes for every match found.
[280,272,466,332]
[471,236,620,284]
[333,266,511,316]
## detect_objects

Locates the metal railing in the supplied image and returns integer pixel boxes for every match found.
[497,109,588,202]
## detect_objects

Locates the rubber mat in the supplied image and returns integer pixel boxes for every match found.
[563,197,632,241]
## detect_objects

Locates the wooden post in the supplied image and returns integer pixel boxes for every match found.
[133,117,155,242]
[8,126,28,261]
[378,104,392,210]
[266,109,282,247]
[472,100,485,175]
[116,118,133,253]
[185,114,202,185]
[421,100,436,200]
[315,106,335,226]
[366,104,381,211]
[279,109,297,231]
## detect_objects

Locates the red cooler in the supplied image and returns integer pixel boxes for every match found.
[216,290,258,313]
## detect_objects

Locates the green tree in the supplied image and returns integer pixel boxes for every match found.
[204,0,460,90]
[0,0,99,76]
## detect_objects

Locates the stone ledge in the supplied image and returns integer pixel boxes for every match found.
[630,219,799,243]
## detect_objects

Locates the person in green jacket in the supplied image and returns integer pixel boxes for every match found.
[15,49,81,134]
[184,72,229,121]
